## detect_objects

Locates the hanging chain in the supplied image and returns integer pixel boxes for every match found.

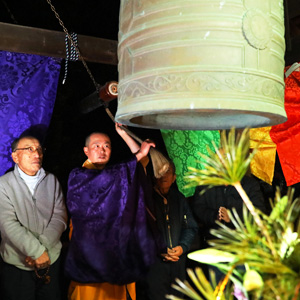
[45,0,170,179]
[1,0,18,24]
[46,0,99,91]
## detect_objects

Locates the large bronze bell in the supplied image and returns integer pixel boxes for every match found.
[116,0,287,130]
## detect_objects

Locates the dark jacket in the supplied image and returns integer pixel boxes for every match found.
[192,175,266,243]
[141,186,198,300]
[153,186,198,254]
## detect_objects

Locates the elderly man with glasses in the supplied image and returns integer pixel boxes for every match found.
[0,135,68,300]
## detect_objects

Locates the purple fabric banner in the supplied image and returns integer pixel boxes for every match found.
[0,51,61,175]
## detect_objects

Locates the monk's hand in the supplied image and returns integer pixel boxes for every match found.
[139,139,155,156]
[115,122,126,136]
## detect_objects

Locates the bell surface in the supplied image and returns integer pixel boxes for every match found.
[116,0,287,130]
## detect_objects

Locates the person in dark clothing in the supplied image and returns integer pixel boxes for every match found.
[140,160,198,300]
[191,175,266,283]
[192,175,266,242]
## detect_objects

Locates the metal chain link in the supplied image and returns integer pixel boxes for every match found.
[46,0,99,91]
[1,0,18,24]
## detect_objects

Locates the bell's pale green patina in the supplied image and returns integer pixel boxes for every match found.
[117,0,287,130]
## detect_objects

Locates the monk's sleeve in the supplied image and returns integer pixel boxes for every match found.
[65,158,159,284]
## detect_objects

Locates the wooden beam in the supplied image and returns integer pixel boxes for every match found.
[0,22,118,65]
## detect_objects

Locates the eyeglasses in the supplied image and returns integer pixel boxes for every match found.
[13,146,46,154]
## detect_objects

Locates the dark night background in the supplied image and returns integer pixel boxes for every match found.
[1,0,300,194]
[0,3,169,297]
[0,0,168,192]
[2,1,300,298]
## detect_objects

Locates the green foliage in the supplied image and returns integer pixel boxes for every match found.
[170,128,300,300]
[209,200,300,299]
[165,267,235,300]
[170,192,300,300]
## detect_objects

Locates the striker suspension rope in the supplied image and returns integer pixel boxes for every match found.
[62,32,79,84]
[46,0,99,91]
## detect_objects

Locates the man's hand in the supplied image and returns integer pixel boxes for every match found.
[35,251,51,269]
[161,246,183,262]
[218,207,230,223]
[25,256,35,267]
[167,246,183,261]
[161,252,178,262]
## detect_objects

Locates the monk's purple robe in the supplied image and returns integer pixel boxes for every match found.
[64,157,160,284]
